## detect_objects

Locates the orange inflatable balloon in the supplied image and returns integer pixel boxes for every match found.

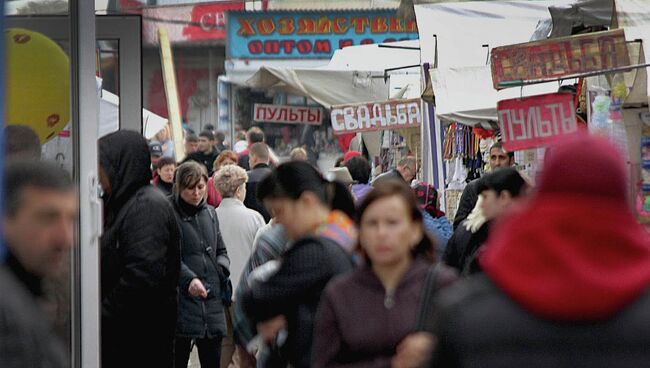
[6,28,71,143]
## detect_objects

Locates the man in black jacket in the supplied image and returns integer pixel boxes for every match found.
[452,142,514,230]
[184,130,220,175]
[244,142,272,222]
[99,131,181,368]
[1,161,76,368]
[444,168,526,275]
[238,127,265,171]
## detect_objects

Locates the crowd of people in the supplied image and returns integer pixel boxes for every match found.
[3,123,650,368]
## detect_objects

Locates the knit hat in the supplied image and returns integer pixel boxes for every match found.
[480,134,650,321]
[538,134,627,201]
[477,168,527,198]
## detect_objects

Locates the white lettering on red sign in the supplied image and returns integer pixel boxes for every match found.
[253,104,323,125]
[330,99,422,135]
[497,93,578,151]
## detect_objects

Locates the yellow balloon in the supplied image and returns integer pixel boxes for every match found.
[6,28,71,144]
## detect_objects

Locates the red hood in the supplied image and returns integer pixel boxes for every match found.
[481,194,650,321]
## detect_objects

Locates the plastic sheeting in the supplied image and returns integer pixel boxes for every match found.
[430,66,559,127]
[414,0,573,68]
[245,40,421,108]
[615,0,650,106]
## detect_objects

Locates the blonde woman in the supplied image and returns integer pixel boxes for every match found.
[214,165,265,366]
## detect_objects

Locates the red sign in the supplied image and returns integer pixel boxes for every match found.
[491,29,630,89]
[497,93,578,151]
[183,2,244,41]
[142,1,244,45]
[253,104,323,125]
[330,99,421,135]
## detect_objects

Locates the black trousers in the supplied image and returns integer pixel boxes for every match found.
[175,336,223,368]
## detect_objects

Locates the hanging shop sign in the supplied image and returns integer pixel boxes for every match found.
[491,29,630,89]
[227,10,418,59]
[497,92,578,151]
[330,99,422,135]
[253,104,323,125]
[142,1,244,45]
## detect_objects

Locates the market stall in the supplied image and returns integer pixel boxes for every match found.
[244,39,423,173]
[414,0,567,211]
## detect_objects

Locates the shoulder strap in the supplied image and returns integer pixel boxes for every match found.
[203,207,221,266]
[416,264,441,330]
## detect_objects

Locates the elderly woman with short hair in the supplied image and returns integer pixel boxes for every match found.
[213,165,266,366]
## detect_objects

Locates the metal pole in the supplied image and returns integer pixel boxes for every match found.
[70,1,101,367]
[208,49,216,131]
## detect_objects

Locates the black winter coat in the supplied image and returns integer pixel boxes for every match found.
[244,163,272,222]
[452,179,480,230]
[430,274,650,368]
[173,196,230,338]
[99,131,181,368]
[241,236,353,368]
[443,222,489,275]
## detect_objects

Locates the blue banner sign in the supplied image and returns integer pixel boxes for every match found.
[227,10,419,59]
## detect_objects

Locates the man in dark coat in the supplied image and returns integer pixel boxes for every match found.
[1,161,76,368]
[443,168,526,275]
[452,142,514,229]
[431,135,650,367]
[183,130,220,175]
[99,131,181,368]
[244,142,272,222]
[238,127,265,171]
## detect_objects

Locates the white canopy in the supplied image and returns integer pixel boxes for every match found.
[414,0,575,127]
[430,66,559,127]
[415,0,573,68]
[245,40,421,108]
[99,88,168,139]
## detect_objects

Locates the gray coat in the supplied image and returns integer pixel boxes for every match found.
[173,197,230,338]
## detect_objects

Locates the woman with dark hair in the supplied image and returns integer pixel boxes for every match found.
[172,161,230,368]
[239,161,356,368]
[312,181,458,368]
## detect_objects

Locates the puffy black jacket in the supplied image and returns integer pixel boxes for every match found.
[99,131,181,368]
[173,196,230,338]
[241,236,353,368]
[430,274,650,368]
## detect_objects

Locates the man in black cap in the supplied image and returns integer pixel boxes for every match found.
[149,141,164,169]
[444,168,527,275]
